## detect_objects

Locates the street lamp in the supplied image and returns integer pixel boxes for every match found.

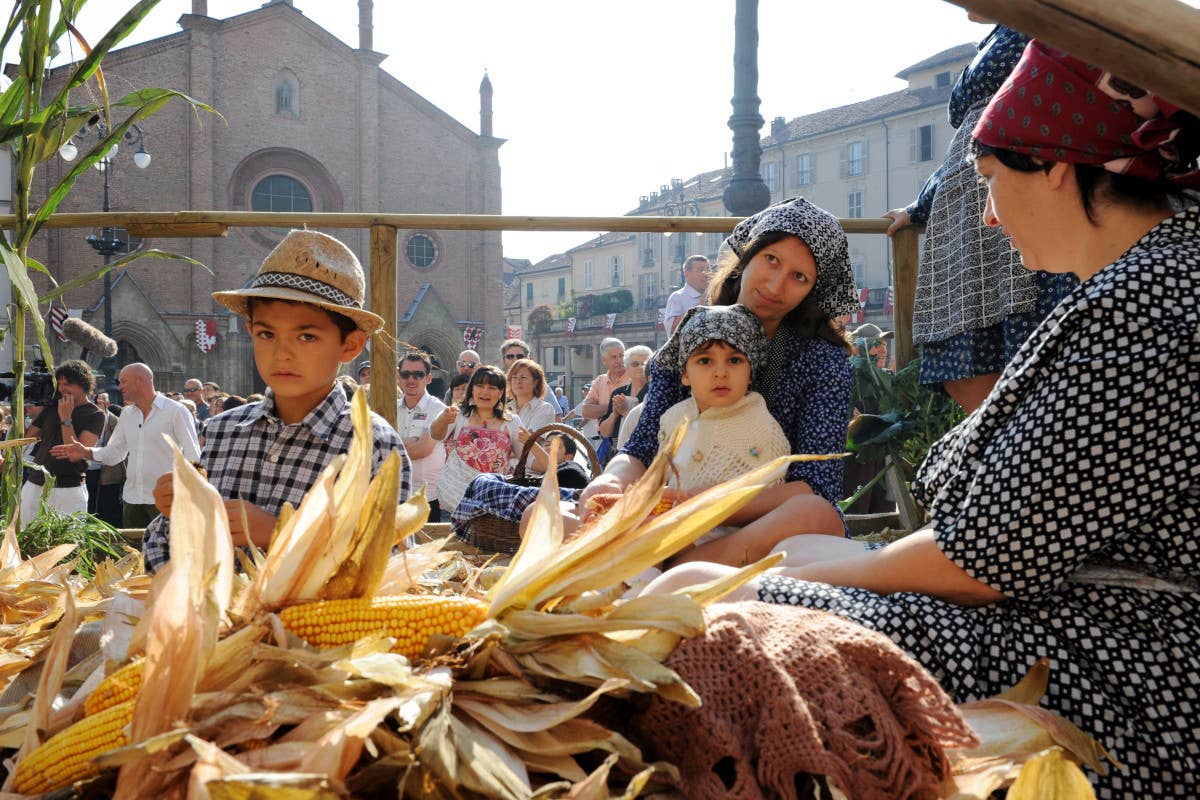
[661,178,700,267]
[59,123,151,393]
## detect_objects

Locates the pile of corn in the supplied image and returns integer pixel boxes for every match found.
[0,391,1109,799]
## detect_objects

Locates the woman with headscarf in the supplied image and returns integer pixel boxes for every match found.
[884,22,1078,412]
[649,42,1200,797]
[579,197,860,545]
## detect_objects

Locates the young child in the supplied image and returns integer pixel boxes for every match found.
[141,230,410,572]
[652,304,828,567]
[431,366,547,515]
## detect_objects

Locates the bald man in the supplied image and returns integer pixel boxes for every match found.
[54,363,201,529]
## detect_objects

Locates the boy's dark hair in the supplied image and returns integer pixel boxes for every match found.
[54,359,96,395]
[221,395,247,411]
[547,431,578,457]
[400,350,432,373]
[448,373,470,391]
[708,230,852,354]
[246,297,358,341]
[461,365,509,420]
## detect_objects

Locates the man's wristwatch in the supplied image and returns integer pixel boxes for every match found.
[60,419,73,427]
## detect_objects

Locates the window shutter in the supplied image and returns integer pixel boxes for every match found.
[839,146,848,179]
[909,128,919,163]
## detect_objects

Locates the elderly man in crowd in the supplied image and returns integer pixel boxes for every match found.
[444,349,481,404]
[580,337,629,441]
[54,362,201,529]
[663,254,712,334]
[183,378,209,421]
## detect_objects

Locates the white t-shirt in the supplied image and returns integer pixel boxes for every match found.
[663,284,704,333]
[92,393,202,504]
[396,392,447,501]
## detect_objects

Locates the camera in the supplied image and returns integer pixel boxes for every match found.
[0,357,57,406]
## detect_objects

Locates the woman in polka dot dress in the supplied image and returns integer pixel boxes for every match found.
[650,42,1200,797]
[578,197,860,541]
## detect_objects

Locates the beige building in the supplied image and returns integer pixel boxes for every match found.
[27,0,503,396]
[509,42,977,381]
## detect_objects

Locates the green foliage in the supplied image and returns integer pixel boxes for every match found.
[0,0,219,524]
[527,304,554,333]
[17,505,133,579]
[571,289,634,319]
[842,342,964,511]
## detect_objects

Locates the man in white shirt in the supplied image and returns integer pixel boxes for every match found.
[53,362,201,529]
[396,351,447,520]
[662,254,712,334]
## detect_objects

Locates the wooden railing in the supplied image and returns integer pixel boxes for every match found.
[1,211,919,425]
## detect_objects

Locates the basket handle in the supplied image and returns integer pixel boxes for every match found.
[512,423,601,483]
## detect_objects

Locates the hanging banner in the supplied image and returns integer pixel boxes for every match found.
[463,325,483,350]
[655,308,667,331]
[603,313,616,332]
[566,317,577,336]
[882,286,894,316]
[48,303,68,342]
[506,324,523,340]
[195,319,218,353]
[855,288,870,324]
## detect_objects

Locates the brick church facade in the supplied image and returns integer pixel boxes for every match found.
[33,0,503,395]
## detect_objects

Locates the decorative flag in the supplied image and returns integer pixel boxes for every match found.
[566,317,577,336]
[463,325,483,350]
[655,308,667,331]
[882,286,894,316]
[48,303,68,342]
[195,319,218,353]
[506,324,523,340]
[855,288,870,324]
[603,313,616,332]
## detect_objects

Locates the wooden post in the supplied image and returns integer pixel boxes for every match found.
[891,226,920,369]
[369,224,398,427]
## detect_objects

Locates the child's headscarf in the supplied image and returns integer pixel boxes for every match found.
[653,304,767,379]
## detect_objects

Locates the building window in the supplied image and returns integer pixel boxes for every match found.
[275,73,299,116]
[405,233,438,269]
[706,231,723,257]
[851,253,866,286]
[610,255,623,287]
[911,124,934,162]
[551,347,563,366]
[583,260,593,290]
[557,277,566,300]
[848,190,863,219]
[525,282,534,304]
[761,161,779,192]
[935,71,952,89]
[842,140,867,177]
[795,153,814,186]
[251,174,313,213]
[638,273,658,305]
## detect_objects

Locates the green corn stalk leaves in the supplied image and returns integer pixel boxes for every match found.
[0,0,219,527]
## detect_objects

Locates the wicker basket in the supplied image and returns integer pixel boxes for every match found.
[465,423,600,554]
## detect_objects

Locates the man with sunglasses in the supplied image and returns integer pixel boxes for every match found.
[396,350,447,520]
[183,378,209,421]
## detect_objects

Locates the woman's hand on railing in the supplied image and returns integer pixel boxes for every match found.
[882,208,911,237]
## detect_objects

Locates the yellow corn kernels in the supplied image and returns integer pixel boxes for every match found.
[279,595,488,661]
[12,699,134,794]
[84,658,144,715]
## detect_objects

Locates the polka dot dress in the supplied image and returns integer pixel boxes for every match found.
[760,205,1200,798]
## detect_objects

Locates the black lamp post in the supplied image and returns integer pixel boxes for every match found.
[662,178,700,273]
[723,0,770,216]
[59,124,151,393]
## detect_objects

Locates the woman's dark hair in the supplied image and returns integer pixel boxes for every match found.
[462,365,509,420]
[972,140,1186,225]
[448,372,470,394]
[54,359,96,395]
[708,231,852,354]
[221,394,247,411]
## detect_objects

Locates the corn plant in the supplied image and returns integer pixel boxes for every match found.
[0,0,217,524]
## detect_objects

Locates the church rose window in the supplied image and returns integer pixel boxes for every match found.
[251,175,313,213]
[405,233,438,269]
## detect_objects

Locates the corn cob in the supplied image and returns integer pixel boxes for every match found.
[12,699,134,794]
[279,595,488,661]
[84,658,144,715]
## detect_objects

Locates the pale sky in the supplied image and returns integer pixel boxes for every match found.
[21,1,1200,261]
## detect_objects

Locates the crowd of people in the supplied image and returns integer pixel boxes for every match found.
[3,34,1196,796]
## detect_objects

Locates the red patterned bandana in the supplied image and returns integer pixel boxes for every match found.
[973,39,1200,188]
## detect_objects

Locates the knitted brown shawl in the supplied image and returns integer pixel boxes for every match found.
[632,602,977,800]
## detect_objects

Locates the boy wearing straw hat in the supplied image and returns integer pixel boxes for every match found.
[142,230,410,572]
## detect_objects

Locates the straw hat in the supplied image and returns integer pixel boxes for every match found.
[213,230,384,334]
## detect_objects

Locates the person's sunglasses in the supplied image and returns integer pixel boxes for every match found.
[398,370,426,380]
[184,387,201,393]
[503,352,527,361]
[457,360,478,368]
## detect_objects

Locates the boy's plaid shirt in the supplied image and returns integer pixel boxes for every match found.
[143,387,410,572]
